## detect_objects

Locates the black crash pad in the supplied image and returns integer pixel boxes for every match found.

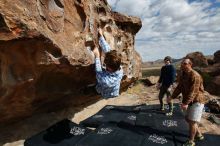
[24,105,220,146]
[24,119,92,146]
[117,126,175,146]
[77,124,174,146]
[80,105,144,127]
[140,129,175,146]
[81,104,185,128]
[80,110,129,127]
[135,111,188,135]
[104,104,146,113]
[155,116,189,134]
[135,112,158,128]
[76,124,144,146]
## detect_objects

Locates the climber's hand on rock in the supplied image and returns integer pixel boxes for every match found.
[98,29,103,36]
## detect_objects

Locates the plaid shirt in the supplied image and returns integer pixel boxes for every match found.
[95,36,123,98]
[171,69,205,105]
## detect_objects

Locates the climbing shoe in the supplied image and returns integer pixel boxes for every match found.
[182,140,195,146]
[195,134,204,141]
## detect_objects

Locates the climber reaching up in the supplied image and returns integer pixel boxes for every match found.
[91,29,123,98]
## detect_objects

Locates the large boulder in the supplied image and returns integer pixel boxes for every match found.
[186,52,208,67]
[214,50,220,63]
[205,75,220,96]
[201,63,220,76]
[144,76,159,86]
[0,0,142,123]
[199,49,220,95]
[199,62,220,96]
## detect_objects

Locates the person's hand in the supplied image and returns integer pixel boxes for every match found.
[156,83,161,90]
[168,85,173,92]
[98,28,103,36]
[167,97,172,103]
[181,104,188,111]
[92,46,100,58]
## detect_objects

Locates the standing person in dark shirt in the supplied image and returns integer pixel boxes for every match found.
[157,56,176,116]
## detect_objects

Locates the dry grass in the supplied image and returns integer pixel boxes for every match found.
[142,68,161,77]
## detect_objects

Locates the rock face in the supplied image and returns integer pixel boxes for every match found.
[206,75,220,96]
[144,76,159,86]
[202,64,220,96]
[214,50,220,63]
[186,52,208,67]
[0,0,142,123]
[198,50,220,96]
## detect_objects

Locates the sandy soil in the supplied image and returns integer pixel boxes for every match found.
[0,83,219,146]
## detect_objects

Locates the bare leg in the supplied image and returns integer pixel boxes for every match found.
[196,124,203,137]
[189,121,197,142]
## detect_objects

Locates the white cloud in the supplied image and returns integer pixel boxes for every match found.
[135,40,220,61]
[159,0,196,20]
[107,0,220,61]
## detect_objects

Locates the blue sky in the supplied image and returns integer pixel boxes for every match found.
[107,0,220,61]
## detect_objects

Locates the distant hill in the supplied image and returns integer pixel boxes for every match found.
[142,55,213,68]
[205,55,214,60]
[142,58,182,68]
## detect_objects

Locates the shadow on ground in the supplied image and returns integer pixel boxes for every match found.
[0,95,100,146]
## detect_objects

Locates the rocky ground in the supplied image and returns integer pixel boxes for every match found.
[0,82,220,146]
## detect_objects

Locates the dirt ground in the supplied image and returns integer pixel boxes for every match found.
[0,83,219,146]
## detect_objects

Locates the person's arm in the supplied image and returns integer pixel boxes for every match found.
[171,83,181,99]
[182,74,200,105]
[95,58,102,72]
[167,70,181,103]
[98,29,111,53]
[171,65,176,84]
[93,47,102,72]
[167,82,181,103]
[158,67,163,83]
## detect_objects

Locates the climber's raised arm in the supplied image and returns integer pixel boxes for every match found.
[98,29,111,53]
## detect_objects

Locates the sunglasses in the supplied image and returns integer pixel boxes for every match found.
[182,62,188,65]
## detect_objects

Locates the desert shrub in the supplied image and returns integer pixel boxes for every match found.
[142,69,161,77]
